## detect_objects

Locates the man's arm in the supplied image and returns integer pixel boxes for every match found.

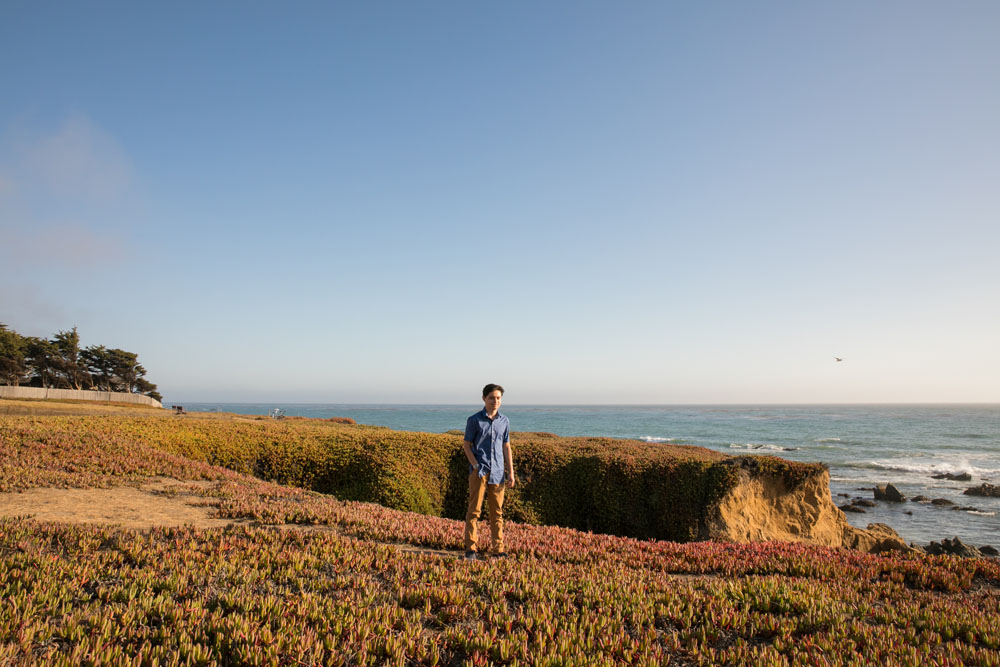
[463,416,480,472]
[462,440,478,468]
[503,441,516,488]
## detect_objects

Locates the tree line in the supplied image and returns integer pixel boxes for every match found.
[0,324,161,402]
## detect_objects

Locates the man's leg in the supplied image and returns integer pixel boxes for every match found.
[464,473,487,552]
[486,482,506,553]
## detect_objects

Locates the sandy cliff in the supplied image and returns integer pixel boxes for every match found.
[704,466,909,553]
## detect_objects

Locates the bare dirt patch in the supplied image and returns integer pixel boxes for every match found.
[0,477,239,530]
[0,477,468,558]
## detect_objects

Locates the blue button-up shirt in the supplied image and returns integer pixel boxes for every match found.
[465,409,510,484]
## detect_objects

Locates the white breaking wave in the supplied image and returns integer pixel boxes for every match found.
[814,437,842,443]
[639,436,676,443]
[967,511,997,517]
[729,443,799,452]
[853,459,998,477]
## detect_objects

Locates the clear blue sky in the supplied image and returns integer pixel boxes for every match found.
[2,2,998,404]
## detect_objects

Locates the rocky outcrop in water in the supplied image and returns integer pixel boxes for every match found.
[874,483,906,502]
[964,483,1000,498]
[839,497,878,513]
[932,472,972,481]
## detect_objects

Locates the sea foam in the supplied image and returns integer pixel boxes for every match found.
[729,443,799,452]
[850,459,997,477]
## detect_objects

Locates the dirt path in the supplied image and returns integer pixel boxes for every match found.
[0,477,241,530]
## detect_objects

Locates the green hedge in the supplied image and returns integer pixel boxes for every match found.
[92,417,458,517]
[445,433,747,542]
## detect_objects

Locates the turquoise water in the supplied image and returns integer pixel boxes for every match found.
[180,402,1000,549]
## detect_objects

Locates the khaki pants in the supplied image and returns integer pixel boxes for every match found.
[464,473,506,553]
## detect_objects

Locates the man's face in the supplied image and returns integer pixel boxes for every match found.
[483,390,502,414]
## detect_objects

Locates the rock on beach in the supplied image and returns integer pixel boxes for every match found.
[923,537,983,559]
[874,483,906,502]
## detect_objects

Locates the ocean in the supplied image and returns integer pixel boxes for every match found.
[179,402,1000,549]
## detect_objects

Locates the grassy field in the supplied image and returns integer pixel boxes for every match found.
[0,398,167,417]
[1,406,999,665]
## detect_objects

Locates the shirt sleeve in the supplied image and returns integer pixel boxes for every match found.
[464,415,478,443]
[503,420,510,444]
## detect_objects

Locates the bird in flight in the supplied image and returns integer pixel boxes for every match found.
[834,357,843,362]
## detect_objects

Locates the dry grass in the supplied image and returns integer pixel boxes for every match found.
[0,398,238,420]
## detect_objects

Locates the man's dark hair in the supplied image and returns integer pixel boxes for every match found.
[482,383,504,398]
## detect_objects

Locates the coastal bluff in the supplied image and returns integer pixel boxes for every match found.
[0,403,903,553]
[480,432,905,553]
[705,459,905,552]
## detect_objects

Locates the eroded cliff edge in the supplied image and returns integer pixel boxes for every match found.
[702,460,908,553]
[459,437,908,554]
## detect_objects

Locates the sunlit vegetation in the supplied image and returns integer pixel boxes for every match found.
[1,415,823,542]
[2,415,999,665]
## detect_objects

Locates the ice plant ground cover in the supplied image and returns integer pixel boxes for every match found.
[1,415,999,665]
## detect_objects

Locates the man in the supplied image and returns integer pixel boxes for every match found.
[462,383,516,560]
